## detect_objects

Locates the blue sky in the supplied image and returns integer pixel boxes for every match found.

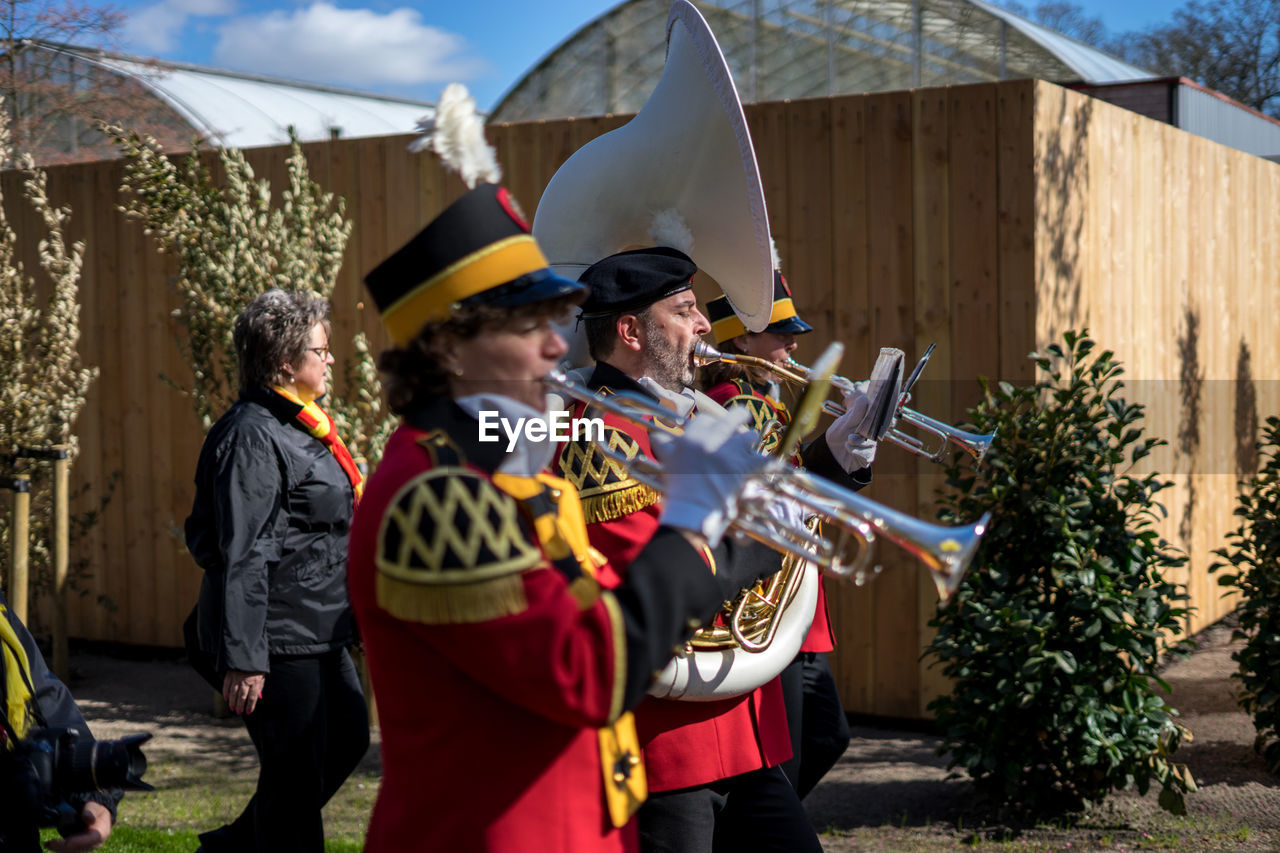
[104,0,1189,110]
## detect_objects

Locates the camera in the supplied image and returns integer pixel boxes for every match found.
[1,727,152,837]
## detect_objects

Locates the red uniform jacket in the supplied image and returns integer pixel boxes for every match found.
[556,363,793,792]
[349,398,727,852]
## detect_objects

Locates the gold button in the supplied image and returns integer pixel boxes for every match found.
[613,772,626,783]
[628,755,641,766]
[550,488,562,499]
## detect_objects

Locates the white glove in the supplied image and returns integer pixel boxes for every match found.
[738,479,811,533]
[825,385,878,474]
[651,408,768,545]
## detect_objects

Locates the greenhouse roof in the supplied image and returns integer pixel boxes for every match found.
[491,0,1155,123]
[35,42,432,148]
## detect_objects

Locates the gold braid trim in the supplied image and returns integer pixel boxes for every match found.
[580,483,661,525]
[376,572,527,625]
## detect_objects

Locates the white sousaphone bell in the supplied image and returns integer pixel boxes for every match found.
[534,0,818,702]
[533,0,774,368]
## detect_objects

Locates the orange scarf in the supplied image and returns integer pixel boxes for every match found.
[271,387,364,504]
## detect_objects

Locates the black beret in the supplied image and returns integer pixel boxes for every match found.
[577,247,697,318]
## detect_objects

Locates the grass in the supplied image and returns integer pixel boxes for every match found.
[44,826,364,852]
[82,757,380,849]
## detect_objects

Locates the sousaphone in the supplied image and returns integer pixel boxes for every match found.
[534,0,815,701]
[533,0,774,367]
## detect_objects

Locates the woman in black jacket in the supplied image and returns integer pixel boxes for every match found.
[183,289,368,853]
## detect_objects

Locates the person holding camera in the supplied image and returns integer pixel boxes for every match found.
[0,592,119,852]
[183,289,369,853]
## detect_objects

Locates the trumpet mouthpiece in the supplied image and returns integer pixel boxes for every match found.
[692,340,726,367]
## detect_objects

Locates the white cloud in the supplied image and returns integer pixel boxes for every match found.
[123,0,236,54]
[213,3,487,89]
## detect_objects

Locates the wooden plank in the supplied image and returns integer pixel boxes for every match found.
[910,84,950,715]
[744,100,791,324]
[948,83,999,410]
[138,217,169,645]
[996,80,1037,386]
[328,135,363,335]
[112,170,153,642]
[825,92,873,714]
[1033,83,1091,346]
[64,160,104,638]
[534,117,578,210]
[491,122,541,223]
[785,98,835,346]
[863,88,918,718]
[355,136,390,298]
[166,245,202,647]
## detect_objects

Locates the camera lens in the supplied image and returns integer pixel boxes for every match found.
[62,733,153,792]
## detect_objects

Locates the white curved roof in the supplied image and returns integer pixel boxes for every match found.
[45,43,432,148]
[492,0,1157,123]
[967,0,1151,84]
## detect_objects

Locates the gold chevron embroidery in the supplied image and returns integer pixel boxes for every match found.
[726,394,782,453]
[375,468,541,624]
[558,426,647,499]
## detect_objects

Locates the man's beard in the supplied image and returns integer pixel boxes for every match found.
[641,316,695,392]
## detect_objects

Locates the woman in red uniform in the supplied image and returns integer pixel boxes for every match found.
[349,182,766,853]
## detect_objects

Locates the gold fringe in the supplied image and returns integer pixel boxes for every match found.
[580,484,661,525]
[376,572,527,625]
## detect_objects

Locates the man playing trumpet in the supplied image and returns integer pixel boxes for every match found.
[702,268,877,801]
[556,245,840,853]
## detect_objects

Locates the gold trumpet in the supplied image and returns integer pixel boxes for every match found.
[544,355,988,601]
[691,341,996,464]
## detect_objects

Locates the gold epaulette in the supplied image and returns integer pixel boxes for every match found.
[557,425,660,523]
[375,467,541,624]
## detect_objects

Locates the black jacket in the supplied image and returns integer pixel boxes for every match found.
[0,593,121,850]
[185,386,356,674]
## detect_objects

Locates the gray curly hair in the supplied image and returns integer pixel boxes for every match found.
[233,289,330,391]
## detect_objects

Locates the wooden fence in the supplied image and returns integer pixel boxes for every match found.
[5,78,1275,718]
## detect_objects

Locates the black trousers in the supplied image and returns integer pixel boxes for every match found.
[780,652,851,800]
[637,766,822,853]
[190,648,369,853]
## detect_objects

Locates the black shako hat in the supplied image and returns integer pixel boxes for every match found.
[706,270,813,344]
[364,183,584,346]
[576,247,698,319]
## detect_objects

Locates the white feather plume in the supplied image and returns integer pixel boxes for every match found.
[770,237,782,270]
[407,83,501,188]
[648,208,695,256]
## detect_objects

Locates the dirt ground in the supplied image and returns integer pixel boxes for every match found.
[70,617,1280,851]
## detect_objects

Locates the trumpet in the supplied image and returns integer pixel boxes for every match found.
[691,341,996,464]
[544,362,988,600]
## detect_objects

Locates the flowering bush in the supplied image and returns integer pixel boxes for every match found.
[0,100,98,605]
[108,127,392,462]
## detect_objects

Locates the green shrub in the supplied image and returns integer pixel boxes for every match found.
[1212,415,1280,772]
[926,330,1195,816]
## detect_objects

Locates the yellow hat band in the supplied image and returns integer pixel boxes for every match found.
[711,296,799,345]
[382,234,550,346]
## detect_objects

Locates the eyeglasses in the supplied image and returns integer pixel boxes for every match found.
[309,346,331,359]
